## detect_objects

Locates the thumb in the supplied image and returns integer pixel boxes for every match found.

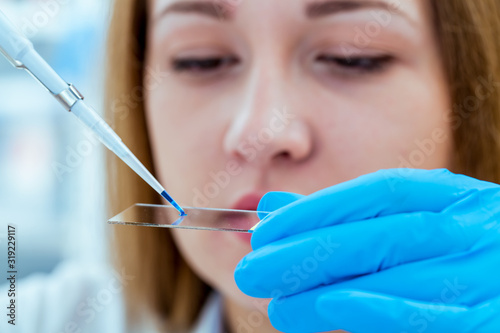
[258,191,305,212]
[256,192,305,220]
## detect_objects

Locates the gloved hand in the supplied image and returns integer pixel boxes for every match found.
[234,169,500,333]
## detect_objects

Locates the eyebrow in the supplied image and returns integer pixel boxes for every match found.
[156,1,233,21]
[156,0,410,23]
[306,0,408,20]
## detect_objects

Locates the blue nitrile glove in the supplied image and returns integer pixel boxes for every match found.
[234,169,500,333]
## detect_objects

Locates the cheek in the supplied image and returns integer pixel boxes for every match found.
[314,76,453,174]
[381,79,453,169]
[145,86,228,205]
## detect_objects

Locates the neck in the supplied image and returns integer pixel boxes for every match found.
[223,297,278,333]
[222,296,348,333]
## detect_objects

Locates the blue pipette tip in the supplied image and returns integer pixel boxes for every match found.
[161,190,187,216]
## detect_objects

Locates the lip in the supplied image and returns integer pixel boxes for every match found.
[226,192,265,245]
[230,192,264,211]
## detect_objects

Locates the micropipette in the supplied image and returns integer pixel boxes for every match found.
[0,9,186,216]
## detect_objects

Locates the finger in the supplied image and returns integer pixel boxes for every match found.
[316,290,470,333]
[236,207,491,298]
[258,191,305,212]
[327,223,500,307]
[251,226,500,332]
[256,192,304,220]
[266,286,338,333]
[469,294,500,331]
[267,284,500,333]
[251,168,497,249]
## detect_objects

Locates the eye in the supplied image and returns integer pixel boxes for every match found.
[171,56,240,73]
[316,54,394,74]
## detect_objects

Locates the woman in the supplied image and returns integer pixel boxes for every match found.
[107,0,500,332]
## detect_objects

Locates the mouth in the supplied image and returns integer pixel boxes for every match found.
[230,192,264,211]
[206,192,264,237]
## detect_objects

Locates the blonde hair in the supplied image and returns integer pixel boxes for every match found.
[105,0,500,331]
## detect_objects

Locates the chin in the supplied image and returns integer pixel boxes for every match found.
[215,273,272,313]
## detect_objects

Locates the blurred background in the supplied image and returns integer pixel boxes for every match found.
[0,0,111,279]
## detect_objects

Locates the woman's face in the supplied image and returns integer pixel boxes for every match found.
[145,0,452,309]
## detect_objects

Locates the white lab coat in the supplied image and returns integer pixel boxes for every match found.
[0,262,222,333]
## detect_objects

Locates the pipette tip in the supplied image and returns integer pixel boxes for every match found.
[161,190,187,216]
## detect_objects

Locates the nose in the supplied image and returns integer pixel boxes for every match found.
[223,69,314,167]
